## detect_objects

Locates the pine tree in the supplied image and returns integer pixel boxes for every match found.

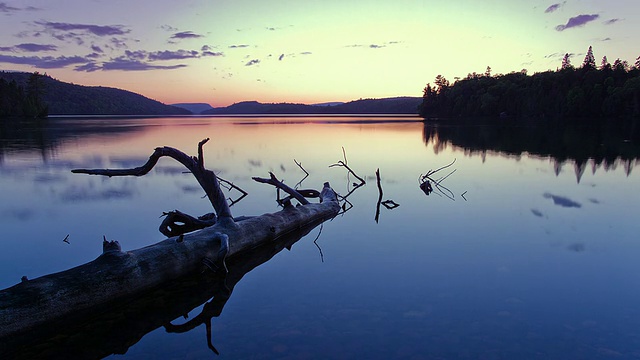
[613,58,627,72]
[582,46,596,69]
[561,53,572,69]
[600,56,610,70]
[635,55,640,70]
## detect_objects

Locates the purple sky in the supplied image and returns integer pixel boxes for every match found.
[1,0,638,106]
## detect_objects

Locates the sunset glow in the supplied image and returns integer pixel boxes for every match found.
[1,0,638,107]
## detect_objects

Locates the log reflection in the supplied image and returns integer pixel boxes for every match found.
[0,219,327,360]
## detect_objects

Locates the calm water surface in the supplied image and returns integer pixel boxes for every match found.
[1,116,639,359]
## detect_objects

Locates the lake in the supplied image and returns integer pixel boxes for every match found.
[1,116,639,359]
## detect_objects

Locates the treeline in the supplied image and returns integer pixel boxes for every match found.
[419,47,640,119]
[0,72,49,119]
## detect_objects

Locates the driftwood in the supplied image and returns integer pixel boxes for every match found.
[0,140,340,343]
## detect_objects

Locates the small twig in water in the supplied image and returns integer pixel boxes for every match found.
[293,159,309,189]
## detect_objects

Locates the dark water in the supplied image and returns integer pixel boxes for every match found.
[1,116,639,359]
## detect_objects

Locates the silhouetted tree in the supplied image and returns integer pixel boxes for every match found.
[561,53,572,70]
[582,46,596,70]
[601,56,611,71]
[23,72,49,118]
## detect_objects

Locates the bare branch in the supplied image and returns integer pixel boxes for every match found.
[72,140,233,220]
[217,176,248,207]
[329,147,365,187]
[375,168,383,223]
[293,159,309,189]
[252,172,310,205]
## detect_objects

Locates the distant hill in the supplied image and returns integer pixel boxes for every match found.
[171,103,213,114]
[312,102,345,107]
[0,71,190,116]
[202,97,421,115]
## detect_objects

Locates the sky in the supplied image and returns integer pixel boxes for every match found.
[1,0,639,107]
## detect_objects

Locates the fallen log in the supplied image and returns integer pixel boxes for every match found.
[0,140,340,344]
[1,216,325,359]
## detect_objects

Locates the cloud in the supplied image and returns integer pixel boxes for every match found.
[101,58,187,71]
[15,43,57,52]
[91,45,104,53]
[545,3,563,13]
[170,31,204,40]
[543,193,582,208]
[0,2,19,12]
[124,49,148,60]
[148,49,199,61]
[300,51,312,55]
[555,14,599,31]
[110,37,129,49]
[604,18,621,25]
[0,54,88,68]
[202,51,223,57]
[161,24,178,32]
[229,44,249,48]
[245,59,260,66]
[74,62,101,72]
[36,21,130,37]
[279,54,284,61]
[369,44,385,49]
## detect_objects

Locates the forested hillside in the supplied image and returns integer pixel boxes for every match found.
[0,71,190,117]
[202,97,421,115]
[419,47,640,119]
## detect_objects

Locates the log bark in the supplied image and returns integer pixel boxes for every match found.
[0,183,339,340]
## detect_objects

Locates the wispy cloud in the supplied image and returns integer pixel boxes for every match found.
[0,43,57,52]
[74,62,101,72]
[245,59,260,66]
[604,18,621,25]
[556,14,599,31]
[101,58,187,71]
[229,44,250,49]
[0,2,38,13]
[0,2,19,13]
[148,49,199,61]
[36,21,130,37]
[15,43,57,52]
[91,45,104,53]
[278,53,284,61]
[202,51,224,57]
[544,2,564,13]
[0,54,88,68]
[160,24,178,32]
[170,31,204,40]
